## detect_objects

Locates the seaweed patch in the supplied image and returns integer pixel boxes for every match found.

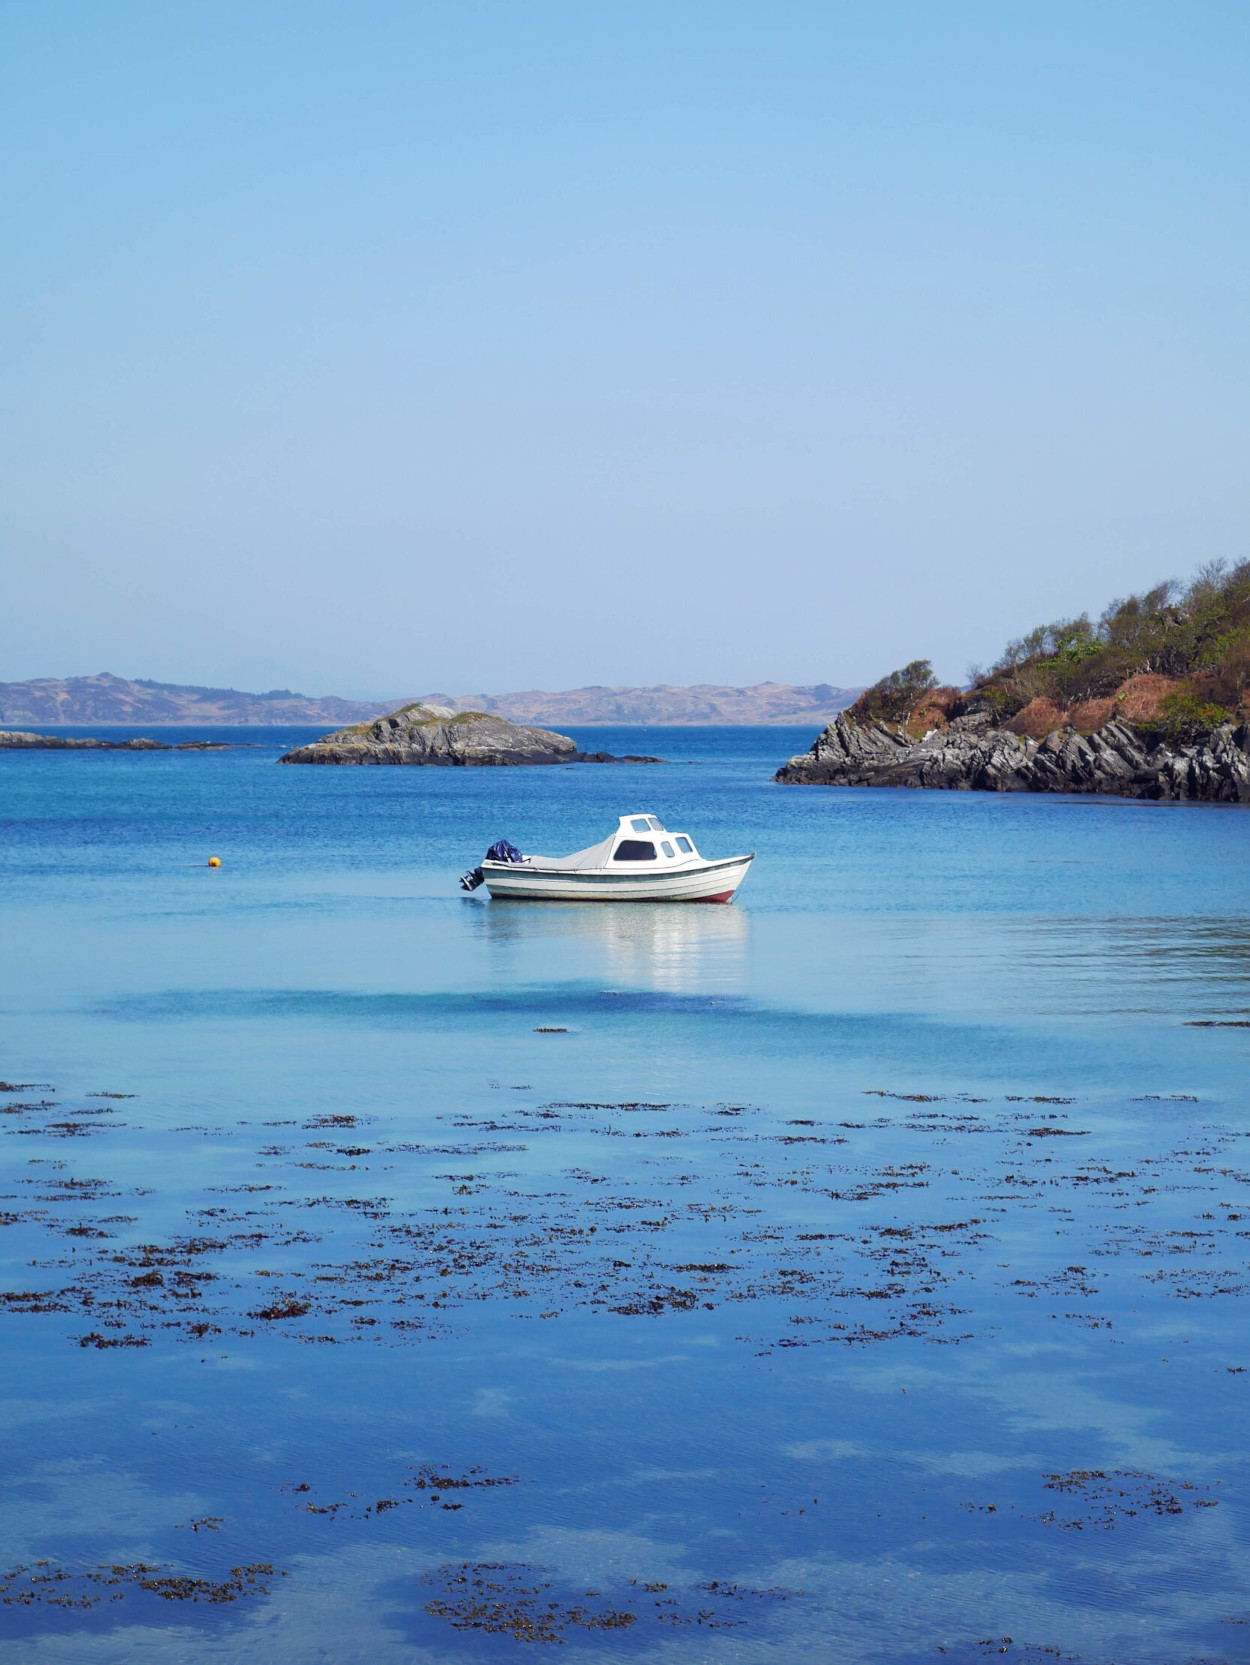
[419,1562,793,1641]
[421,1563,635,1641]
[0,1560,280,1608]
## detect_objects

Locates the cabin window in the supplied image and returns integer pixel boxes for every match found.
[660,841,675,858]
[647,817,665,831]
[614,840,657,861]
[676,836,693,853]
[630,818,651,833]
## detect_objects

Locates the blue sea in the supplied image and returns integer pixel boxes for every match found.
[1,725,1248,1664]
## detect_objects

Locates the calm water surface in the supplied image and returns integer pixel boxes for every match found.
[1,727,1248,1663]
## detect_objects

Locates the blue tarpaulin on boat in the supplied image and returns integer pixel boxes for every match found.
[485,840,523,864]
[460,839,523,891]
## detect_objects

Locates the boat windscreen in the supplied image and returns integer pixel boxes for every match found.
[614,840,657,861]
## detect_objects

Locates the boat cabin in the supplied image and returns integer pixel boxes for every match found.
[487,814,708,876]
[608,814,700,864]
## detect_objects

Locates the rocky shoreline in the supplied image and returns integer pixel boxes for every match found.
[0,731,233,752]
[776,709,1250,800]
[279,705,663,767]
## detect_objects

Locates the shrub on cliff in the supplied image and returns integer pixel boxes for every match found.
[855,660,938,724]
[1137,689,1235,746]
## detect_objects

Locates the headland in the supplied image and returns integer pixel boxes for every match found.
[778,563,1250,801]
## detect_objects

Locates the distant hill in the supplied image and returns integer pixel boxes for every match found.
[0,674,394,727]
[0,673,862,728]
[415,682,862,727]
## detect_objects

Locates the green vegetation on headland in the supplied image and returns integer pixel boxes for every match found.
[860,560,1250,741]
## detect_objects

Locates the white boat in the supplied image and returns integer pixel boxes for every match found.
[466,814,754,903]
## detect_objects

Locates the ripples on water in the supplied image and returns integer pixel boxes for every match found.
[0,727,1248,1663]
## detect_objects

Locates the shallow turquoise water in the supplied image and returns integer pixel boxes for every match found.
[1,728,1248,1663]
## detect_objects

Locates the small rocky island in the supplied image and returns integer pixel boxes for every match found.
[779,564,1250,802]
[0,731,231,751]
[279,704,663,766]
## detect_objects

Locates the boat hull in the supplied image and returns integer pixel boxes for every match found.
[481,854,753,903]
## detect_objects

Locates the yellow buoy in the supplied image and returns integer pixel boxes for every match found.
[207,856,221,868]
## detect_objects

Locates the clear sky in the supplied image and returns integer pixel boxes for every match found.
[1,2,1246,697]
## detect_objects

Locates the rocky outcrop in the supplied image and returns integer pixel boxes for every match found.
[775,710,1250,801]
[278,705,663,766]
[0,730,171,750]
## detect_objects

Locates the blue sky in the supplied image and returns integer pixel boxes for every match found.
[1,1,1246,696]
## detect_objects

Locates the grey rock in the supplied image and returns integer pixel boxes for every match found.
[278,704,664,767]
[775,712,1250,802]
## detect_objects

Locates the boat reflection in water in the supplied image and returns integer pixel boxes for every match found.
[475,897,749,996]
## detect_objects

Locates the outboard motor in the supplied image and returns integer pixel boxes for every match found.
[460,839,524,892]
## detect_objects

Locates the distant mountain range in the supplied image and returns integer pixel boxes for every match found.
[0,674,391,727]
[0,673,862,728]
[418,682,862,727]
